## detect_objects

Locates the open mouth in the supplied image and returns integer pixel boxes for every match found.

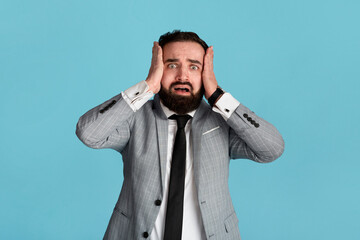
[174,87,190,92]
[172,83,192,94]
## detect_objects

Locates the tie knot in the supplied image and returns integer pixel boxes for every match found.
[169,114,192,129]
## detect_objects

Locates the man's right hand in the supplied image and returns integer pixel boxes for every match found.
[145,41,163,94]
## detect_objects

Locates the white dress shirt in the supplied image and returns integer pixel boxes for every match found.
[121,81,240,240]
[150,102,206,240]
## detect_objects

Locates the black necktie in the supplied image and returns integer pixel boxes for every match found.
[163,114,192,240]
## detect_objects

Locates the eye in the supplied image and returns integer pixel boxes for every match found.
[168,63,177,69]
[190,65,199,70]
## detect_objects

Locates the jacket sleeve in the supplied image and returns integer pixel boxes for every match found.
[75,93,135,152]
[227,103,285,163]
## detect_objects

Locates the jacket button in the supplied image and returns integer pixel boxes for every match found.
[243,113,248,118]
[254,123,260,128]
[155,199,162,206]
[247,117,252,121]
[143,232,149,238]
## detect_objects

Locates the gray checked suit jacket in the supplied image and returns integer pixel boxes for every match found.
[76,93,284,240]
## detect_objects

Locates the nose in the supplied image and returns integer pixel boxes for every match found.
[175,66,189,81]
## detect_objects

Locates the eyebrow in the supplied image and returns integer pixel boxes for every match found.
[164,58,202,65]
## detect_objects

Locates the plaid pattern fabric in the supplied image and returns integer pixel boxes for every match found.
[76,94,284,240]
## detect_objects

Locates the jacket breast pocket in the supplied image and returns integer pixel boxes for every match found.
[202,126,221,139]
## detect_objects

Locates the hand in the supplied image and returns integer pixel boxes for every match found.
[146,41,163,94]
[202,46,218,99]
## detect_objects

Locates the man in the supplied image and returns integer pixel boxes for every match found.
[76,30,284,240]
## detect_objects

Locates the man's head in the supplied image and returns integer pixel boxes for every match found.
[158,30,209,114]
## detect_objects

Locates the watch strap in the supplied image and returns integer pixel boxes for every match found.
[208,87,224,107]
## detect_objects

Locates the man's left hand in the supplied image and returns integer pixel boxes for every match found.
[202,46,218,99]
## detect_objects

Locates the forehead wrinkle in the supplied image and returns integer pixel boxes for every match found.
[164,58,202,66]
[163,42,205,62]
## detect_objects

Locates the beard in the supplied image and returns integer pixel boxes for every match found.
[158,82,204,115]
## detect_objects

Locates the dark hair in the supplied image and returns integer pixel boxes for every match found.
[158,30,209,51]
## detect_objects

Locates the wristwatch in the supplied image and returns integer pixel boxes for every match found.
[208,87,224,107]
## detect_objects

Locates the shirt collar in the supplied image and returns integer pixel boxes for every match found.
[159,100,196,118]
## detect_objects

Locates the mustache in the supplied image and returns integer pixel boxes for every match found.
[170,82,193,90]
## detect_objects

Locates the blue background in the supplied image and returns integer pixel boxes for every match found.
[1,0,359,239]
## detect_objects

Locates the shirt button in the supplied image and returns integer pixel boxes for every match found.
[155,199,162,206]
[143,232,149,238]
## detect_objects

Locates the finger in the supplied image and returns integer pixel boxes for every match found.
[152,43,162,65]
[204,46,213,69]
[152,42,157,58]
[204,47,210,65]
[151,42,156,59]
[206,46,213,59]
[154,42,160,53]
[205,46,210,58]
[207,46,213,60]
[150,43,158,73]
[157,45,163,62]
[153,42,159,64]
[208,46,214,67]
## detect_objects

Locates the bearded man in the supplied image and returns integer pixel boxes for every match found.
[76,30,284,240]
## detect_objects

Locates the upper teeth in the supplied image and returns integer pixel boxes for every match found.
[175,88,188,91]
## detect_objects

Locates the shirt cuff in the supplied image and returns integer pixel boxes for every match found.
[121,80,154,111]
[212,92,240,120]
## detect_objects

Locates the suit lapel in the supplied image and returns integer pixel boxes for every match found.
[191,100,210,185]
[153,95,169,194]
